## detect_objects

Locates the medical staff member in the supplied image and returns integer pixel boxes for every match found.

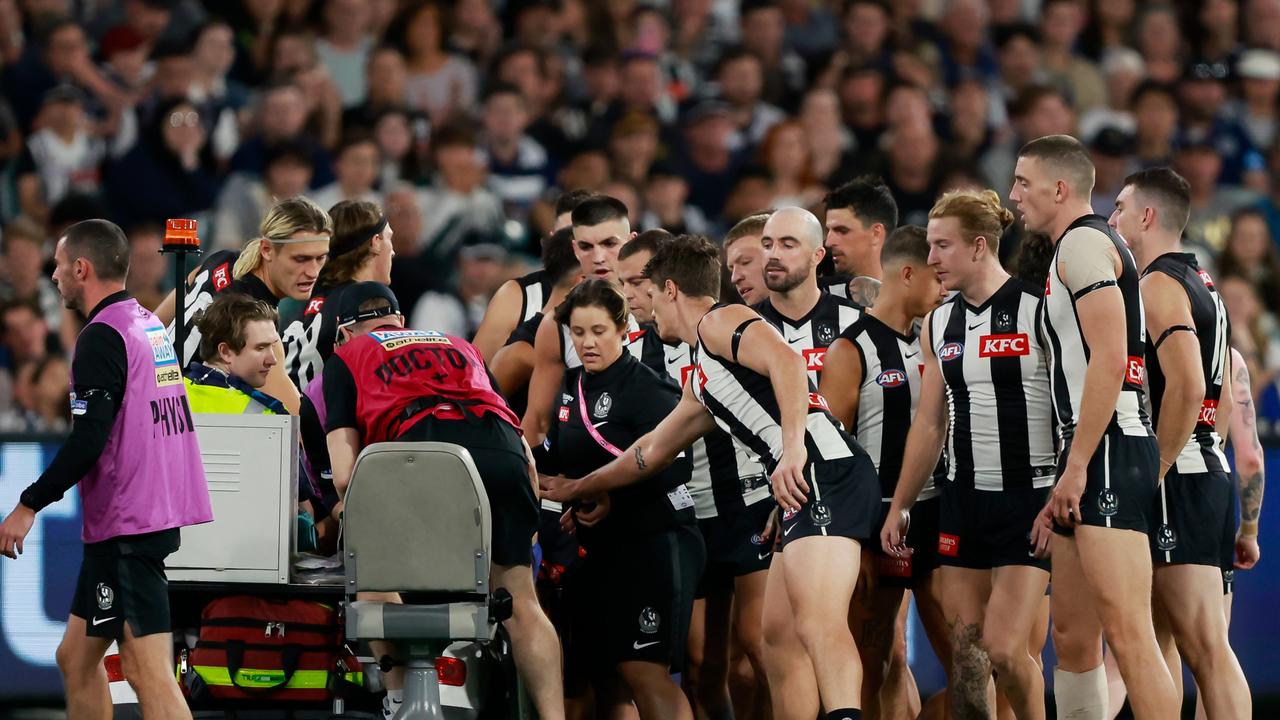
[322,282,565,720]
[0,220,213,718]
[541,278,704,720]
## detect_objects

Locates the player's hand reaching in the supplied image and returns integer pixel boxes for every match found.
[879,506,911,557]
[770,445,809,513]
[540,473,580,503]
[1235,532,1260,570]
[1049,464,1087,528]
[575,495,611,527]
[0,504,35,560]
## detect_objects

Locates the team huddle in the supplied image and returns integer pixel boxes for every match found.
[0,131,1262,720]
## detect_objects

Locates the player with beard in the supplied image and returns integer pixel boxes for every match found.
[754,208,861,387]
[472,189,599,361]
[823,177,898,308]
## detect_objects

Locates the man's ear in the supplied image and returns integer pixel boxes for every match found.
[217,341,235,365]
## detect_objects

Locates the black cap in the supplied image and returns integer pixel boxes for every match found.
[1090,126,1134,157]
[333,282,401,327]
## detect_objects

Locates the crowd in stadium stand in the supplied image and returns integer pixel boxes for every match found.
[0,0,1278,430]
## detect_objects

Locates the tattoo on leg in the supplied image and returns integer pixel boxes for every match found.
[634,447,647,471]
[948,617,991,720]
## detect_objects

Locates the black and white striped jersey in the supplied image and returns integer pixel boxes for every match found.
[280,281,355,390]
[753,293,862,385]
[168,249,279,367]
[1041,215,1153,440]
[557,315,669,377]
[1143,252,1231,475]
[839,315,943,502]
[662,339,770,518]
[820,274,851,300]
[929,278,1056,492]
[691,309,861,472]
[516,269,550,324]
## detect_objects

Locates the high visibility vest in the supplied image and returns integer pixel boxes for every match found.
[184,377,279,414]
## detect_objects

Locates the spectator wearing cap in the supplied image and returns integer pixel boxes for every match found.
[1177,59,1267,188]
[1234,49,1280,149]
[311,132,382,211]
[395,0,479,122]
[14,85,119,222]
[641,160,709,237]
[715,46,785,153]
[229,82,334,186]
[1077,47,1145,142]
[609,112,661,186]
[104,95,224,228]
[739,0,806,107]
[418,122,505,260]
[315,0,374,107]
[1176,135,1262,257]
[1088,126,1134,215]
[678,100,741,223]
[479,83,552,222]
[99,25,153,94]
[1039,0,1107,113]
[213,140,315,251]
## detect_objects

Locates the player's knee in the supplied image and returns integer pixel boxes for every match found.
[54,639,89,679]
[734,620,766,668]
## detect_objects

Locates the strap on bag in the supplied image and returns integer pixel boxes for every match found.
[223,640,303,694]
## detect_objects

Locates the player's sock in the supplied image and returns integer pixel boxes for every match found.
[826,709,862,720]
[382,688,404,720]
[1053,665,1108,720]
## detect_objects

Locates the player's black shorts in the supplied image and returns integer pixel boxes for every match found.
[938,483,1051,571]
[1053,431,1158,536]
[1150,468,1236,571]
[71,528,180,639]
[872,496,941,588]
[398,414,538,567]
[577,525,705,671]
[696,499,775,597]
[778,454,881,549]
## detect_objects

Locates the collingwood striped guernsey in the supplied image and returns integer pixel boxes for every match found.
[1143,252,1231,474]
[516,269,550,324]
[663,339,770,518]
[840,315,943,501]
[692,310,859,471]
[753,293,861,385]
[928,278,1056,491]
[1041,215,1153,439]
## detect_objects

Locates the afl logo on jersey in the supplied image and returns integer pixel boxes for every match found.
[877,369,907,387]
[939,342,964,361]
[305,297,325,316]
[979,333,1029,357]
[212,263,231,291]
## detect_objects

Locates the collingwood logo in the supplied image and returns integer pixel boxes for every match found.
[96,583,114,611]
[638,607,660,634]
[593,392,613,419]
[1155,524,1177,551]
[816,323,835,345]
[1097,488,1119,517]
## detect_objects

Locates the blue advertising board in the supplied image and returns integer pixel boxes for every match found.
[0,437,1276,699]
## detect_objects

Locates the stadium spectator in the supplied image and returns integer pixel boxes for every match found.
[395,0,478,122]
[716,46,785,153]
[230,81,334,186]
[480,83,552,221]
[640,161,707,237]
[190,20,249,163]
[417,121,505,260]
[1219,208,1280,315]
[311,132,382,210]
[213,140,316,251]
[315,0,375,107]
[125,223,168,312]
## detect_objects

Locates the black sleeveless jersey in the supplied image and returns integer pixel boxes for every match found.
[168,249,278,366]
[280,280,355,390]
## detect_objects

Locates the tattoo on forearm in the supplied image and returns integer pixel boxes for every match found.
[634,447,647,471]
[948,617,991,720]
[1241,471,1264,524]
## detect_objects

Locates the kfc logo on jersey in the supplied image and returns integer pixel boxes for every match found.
[1197,268,1216,289]
[627,329,647,343]
[877,369,907,388]
[978,333,1030,357]
[807,392,830,411]
[557,406,570,422]
[305,297,325,316]
[803,347,826,371]
[680,364,696,388]
[1197,399,1218,426]
[1125,355,1145,385]
[211,263,231,291]
[938,342,964,361]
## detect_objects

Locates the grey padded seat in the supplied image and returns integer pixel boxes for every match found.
[343,441,494,643]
